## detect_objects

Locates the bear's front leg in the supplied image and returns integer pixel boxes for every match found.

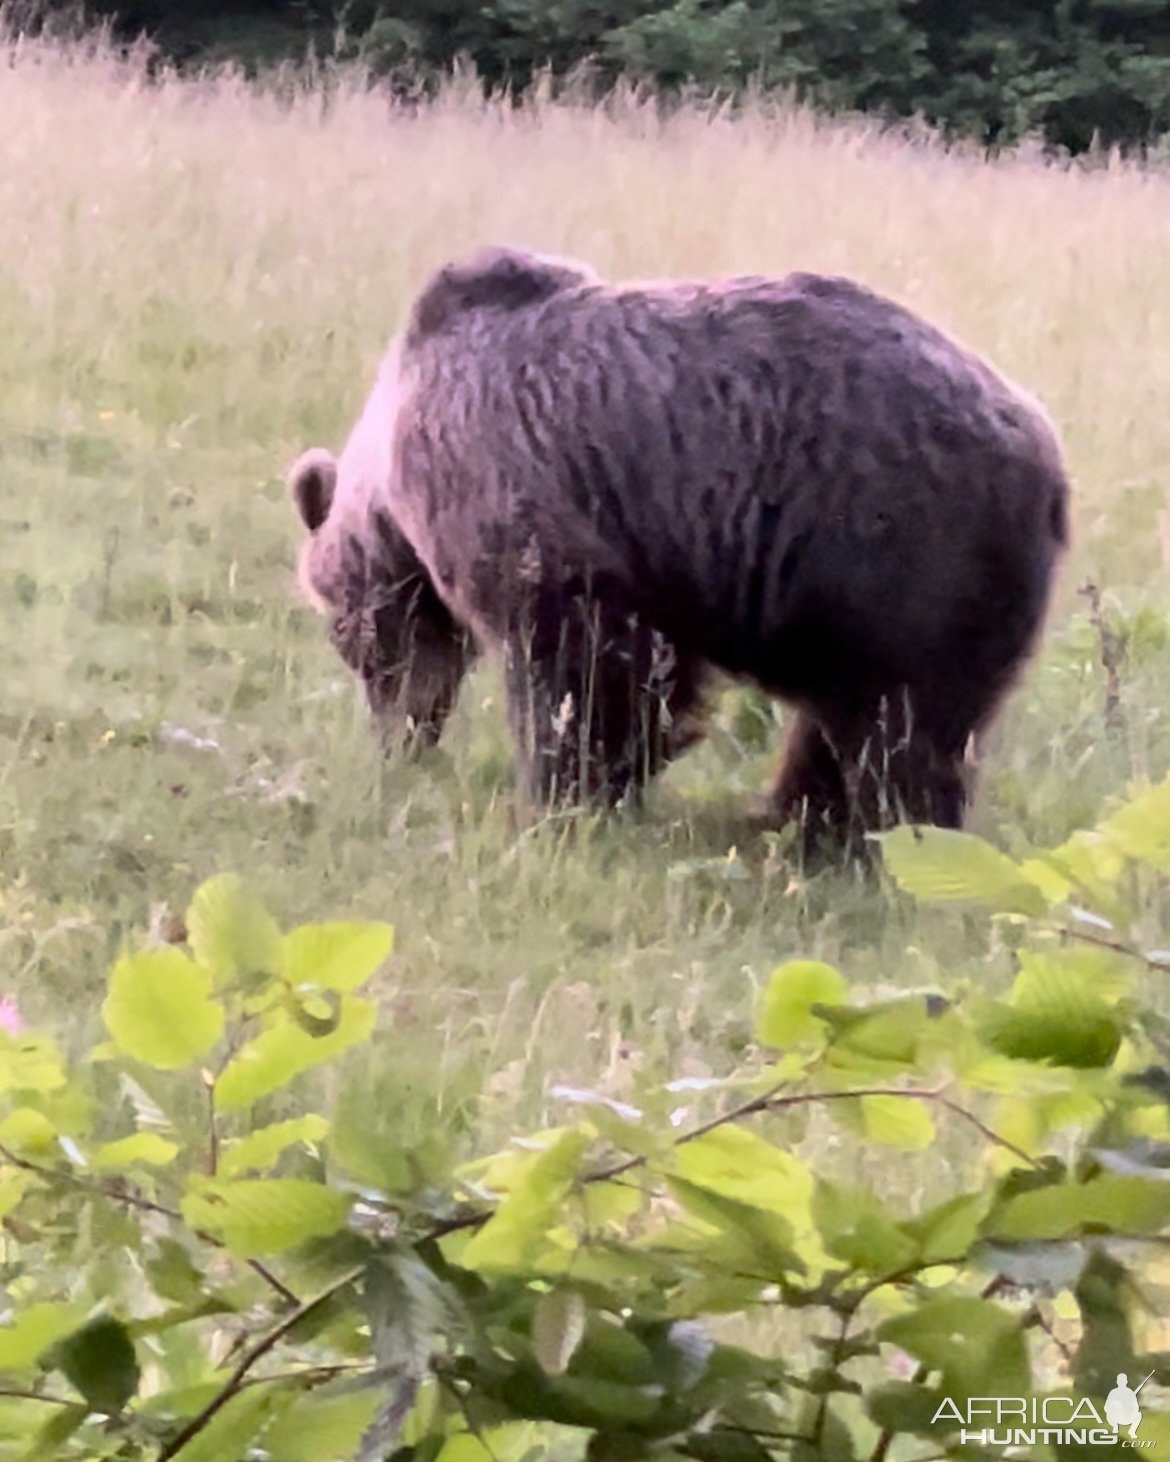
[502,584,693,815]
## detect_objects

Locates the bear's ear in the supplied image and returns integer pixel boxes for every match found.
[289,449,337,532]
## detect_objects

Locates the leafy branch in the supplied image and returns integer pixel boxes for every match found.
[0,1140,300,1307]
[3,774,1170,1458]
[156,1265,365,1460]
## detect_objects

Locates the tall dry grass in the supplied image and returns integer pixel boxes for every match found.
[2,30,1167,577]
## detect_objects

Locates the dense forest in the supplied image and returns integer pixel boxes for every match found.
[38,0,1170,152]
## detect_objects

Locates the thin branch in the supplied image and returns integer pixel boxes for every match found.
[204,1069,218,1179]
[0,1386,77,1408]
[711,1424,814,1444]
[429,1077,794,1238]
[928,1092,1040,1170]
[432,1078,1038,1239]
[766,1086,1041,1171]
[156,1265,365,1461]
[852,1256,968,1308]
[1023,1301,1075,1366]
[0,1142,299,1307]
[591,1077,795,1184]
[1078,580,1125,738]
[436,1373,502,1462]
[245,1260,299,1307]
[815,1309,852,1447]
[235,1361,374,1393]
[1054,922,1168,974]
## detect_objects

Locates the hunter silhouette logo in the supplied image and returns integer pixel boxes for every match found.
[932,1374,1159,1449]
[1107,1373,1155,1440]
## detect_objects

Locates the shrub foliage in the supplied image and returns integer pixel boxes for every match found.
[4,778,1170,1455]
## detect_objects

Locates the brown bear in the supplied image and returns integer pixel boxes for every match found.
[290,245,1069,857]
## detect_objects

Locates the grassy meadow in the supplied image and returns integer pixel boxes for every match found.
[2,30,1170,1176]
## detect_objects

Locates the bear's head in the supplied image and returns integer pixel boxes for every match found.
[290,447,474,752]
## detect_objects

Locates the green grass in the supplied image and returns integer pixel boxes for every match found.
[2,33,1170,1171]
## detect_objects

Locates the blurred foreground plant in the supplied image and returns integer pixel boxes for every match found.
[4,777,1170,1457]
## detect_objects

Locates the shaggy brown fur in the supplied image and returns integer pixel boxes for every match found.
[291,245,1069,856]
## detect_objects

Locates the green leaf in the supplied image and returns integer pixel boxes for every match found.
[459,1129,590,1275]
[0,1170,32,1220]
[1037,943,1134,1003]
[812,1180,917,1274]
[91,1133,179,1170]
[755,960,849,1048]
[181,1178,351,1257]
[0,1033,67,1093]
[877,1296,1028,1403]
[283,921,395,993]
[877,826,1048,914]
[363,1251,450,1404]
[168,1387,283,1461]
[1098,774,1170,871]
[818,996,944,1072]
[187,874,284,992]
[568,1316,657,1387]
[1025,830,1129,922]
[215,996,375,1110]
[533,1287,587,1376]
[978,949,1125,1068]
[502,1367,661,1428]
[262,1387,382,1461]
[458,1125,580,1198]
[1073,1249,1138,1397]
[829,1094,936,1150]
[145,1240,209,1306]
[692,1437,777,1461]
[52,1316,140,1414]
[436,1438,492,1462]
[219,1115,330,1177]
[289,989,342,1036]
[0,1107,57,1155]
[980,1005,1121,1069]
[900,1191,993,1265]
[27,1402,89,1457]
[671,1125,815,1227]
[988,1175,1170,1240]
[664,1176,804,1277]
[0,1303,85,1375]
[436,1433,551,1462]
[795,1400,857,1462]
[102,949,224,1071]
[865,1382,944,1434]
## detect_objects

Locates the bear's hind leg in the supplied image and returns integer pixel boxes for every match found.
[850,712,969,835]
[768,699,970,863]
[768,710,854,861]
[826,691,970,851]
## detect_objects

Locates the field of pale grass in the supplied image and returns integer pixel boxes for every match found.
[1,32,1169,1175]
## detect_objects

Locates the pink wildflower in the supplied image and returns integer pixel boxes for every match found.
[0,997,22,1037]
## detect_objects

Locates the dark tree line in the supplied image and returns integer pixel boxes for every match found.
[43,0,1170,152]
